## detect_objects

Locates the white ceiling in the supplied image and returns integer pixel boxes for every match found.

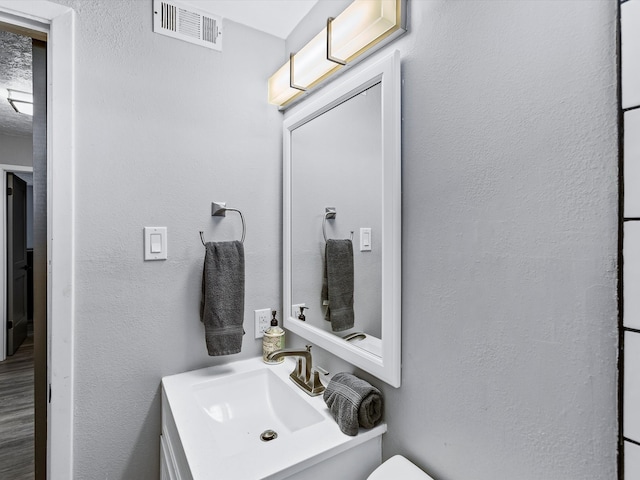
[0,1,319,138]
[0,29,33,138]
[182,0,319,39]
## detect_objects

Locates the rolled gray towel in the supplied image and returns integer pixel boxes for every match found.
[200,240,245,356]
[323,372,383,436]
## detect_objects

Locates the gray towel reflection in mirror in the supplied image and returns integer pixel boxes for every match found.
[322,239,354,332]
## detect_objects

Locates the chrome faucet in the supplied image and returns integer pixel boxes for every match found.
[266,345,328,396]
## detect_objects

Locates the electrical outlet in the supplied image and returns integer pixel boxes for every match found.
[254,308,271,339]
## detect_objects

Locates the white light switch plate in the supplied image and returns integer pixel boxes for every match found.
[360,228,372,251]
[144,227,167,260]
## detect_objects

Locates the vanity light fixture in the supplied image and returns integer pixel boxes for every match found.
[7,89,34,116]
[268,0,407,108]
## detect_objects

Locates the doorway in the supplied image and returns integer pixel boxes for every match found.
[0,166,35,478]
[0,2,74,477]
[0,25,45,479]
[5,169,34,358]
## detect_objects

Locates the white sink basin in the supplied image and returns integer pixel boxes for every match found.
[162,356,387,480]
[192,368,323,457]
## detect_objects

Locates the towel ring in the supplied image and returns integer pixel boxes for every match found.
[200,202,246,245]
[322,207,336,242]
[322,207,353,242]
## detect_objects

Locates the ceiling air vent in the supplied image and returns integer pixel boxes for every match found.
[153,0,223,52]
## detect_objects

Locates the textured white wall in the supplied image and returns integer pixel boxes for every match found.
[36,0,619,478]
[49,0,283,477]
[0,132,32,166]
[288,1,619,479]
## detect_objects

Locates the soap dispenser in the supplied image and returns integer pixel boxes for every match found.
[298,306,308,321]
[263,310,285,364]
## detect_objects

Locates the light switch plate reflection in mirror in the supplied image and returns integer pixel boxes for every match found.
[283,50,401,387]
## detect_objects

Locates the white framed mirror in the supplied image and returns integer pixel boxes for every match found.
[283,50,401,387]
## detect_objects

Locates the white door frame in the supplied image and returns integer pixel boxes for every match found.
[0,2,74,478]
[0,164,34,362]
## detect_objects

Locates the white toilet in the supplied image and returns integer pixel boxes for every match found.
[367,455,433,479]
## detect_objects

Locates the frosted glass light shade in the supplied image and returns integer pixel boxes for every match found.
[267,29,343,106]
[267,0,405,107]
[10,101,33,116]
[268,61,302,106]
[330,0,400,63]
[291,28,342,90]
[7,89,34,116]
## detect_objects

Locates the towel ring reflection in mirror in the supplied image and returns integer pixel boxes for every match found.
[200,202,246,245]
[322,207,354,242]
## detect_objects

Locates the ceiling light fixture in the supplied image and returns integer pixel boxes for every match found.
[268,0,407,109]
[7,89,34,116]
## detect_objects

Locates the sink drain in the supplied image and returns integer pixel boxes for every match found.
[260,429,278,442]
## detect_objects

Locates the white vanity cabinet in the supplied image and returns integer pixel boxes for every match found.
[161,388,193,479]
[159,433,175,480]
[160,424,381,480]
[160,358,386,479]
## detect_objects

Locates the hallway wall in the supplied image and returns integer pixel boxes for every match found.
[0,133,32,167]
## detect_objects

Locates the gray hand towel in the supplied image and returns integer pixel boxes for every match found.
[322,239,354,332]
[200,241,245,356]
[323,372,383,436]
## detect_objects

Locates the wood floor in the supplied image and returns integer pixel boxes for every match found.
[0,333,34,479]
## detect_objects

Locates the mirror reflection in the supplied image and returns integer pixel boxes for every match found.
[290,82,382,356]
